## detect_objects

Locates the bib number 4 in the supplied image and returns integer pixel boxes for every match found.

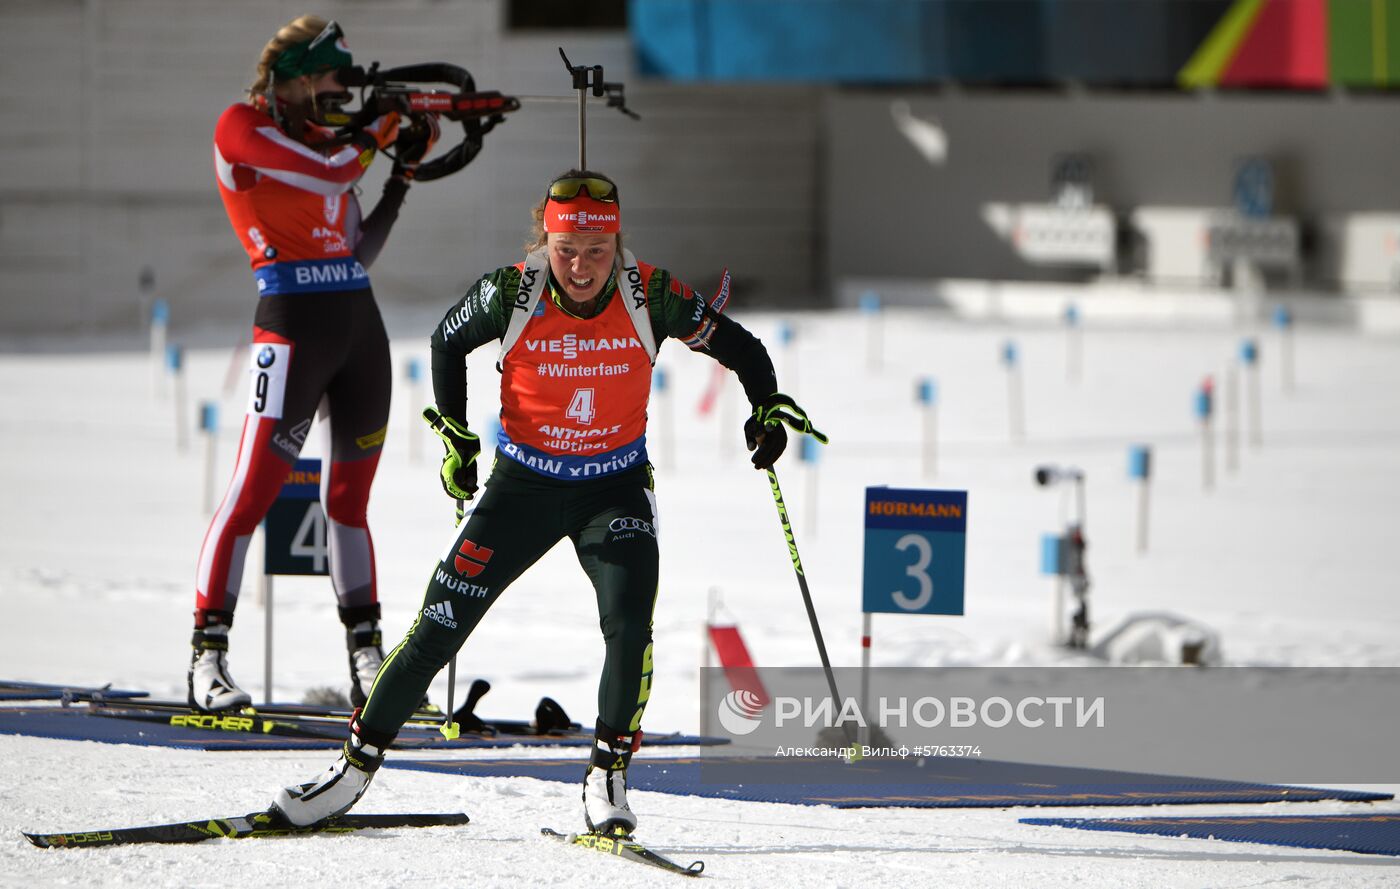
[566,387,597,425]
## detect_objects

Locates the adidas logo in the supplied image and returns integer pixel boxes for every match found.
[423,600,459,629]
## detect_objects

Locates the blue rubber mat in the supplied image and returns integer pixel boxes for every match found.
[1022,813,1400,857]
[385,755,1392,809]
[0,707,720,752]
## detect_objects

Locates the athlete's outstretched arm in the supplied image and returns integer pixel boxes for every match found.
[214,104,378,197]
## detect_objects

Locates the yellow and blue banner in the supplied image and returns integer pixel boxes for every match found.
[862,487,966,616]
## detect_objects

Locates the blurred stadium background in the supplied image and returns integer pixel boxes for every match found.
[4,0,1400,337]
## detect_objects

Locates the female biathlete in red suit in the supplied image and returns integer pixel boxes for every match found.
[188,16,447,712]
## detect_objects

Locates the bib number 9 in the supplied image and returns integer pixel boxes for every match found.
[246,342,290,419]
[253,373,269,413]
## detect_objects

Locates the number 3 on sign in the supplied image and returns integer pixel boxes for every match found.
[891,533,934,611]
[566,387,597,425]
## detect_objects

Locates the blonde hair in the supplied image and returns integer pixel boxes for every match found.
[525,169,625,254]
[247,15,330,100]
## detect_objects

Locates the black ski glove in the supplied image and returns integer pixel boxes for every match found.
[422,406,480,500]
[391,112,442,180]
[744,393,828,470]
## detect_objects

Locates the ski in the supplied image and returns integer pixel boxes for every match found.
[0,679,148,703]
[87,707,347,740]
[86,698,445,727]
[541,827,704,877]
[25,811,469,849]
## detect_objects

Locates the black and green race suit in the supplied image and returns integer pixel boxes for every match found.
[358,260,777,740]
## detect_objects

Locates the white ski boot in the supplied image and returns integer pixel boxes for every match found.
[583,764,636,835]
[346,621,384,708]
[582,723,640,835]
[271,719,388,826]
[187,623,251,712]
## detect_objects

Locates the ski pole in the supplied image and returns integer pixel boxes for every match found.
[438,495,464,740]
[753,395,851,748]
[440,370,470,741]
[764,468,849,740]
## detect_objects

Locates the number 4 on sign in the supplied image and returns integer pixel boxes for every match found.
[567,388,597,425]
[290,504,328,573]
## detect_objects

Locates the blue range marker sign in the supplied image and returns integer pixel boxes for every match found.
[863,487,967,615]
[263,458,328,576]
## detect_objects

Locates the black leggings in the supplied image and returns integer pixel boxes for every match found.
[361,458,660,737]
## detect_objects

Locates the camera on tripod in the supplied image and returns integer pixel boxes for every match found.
[1035,465,1090,649]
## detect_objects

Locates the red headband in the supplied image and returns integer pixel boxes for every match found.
[544,196,621,234]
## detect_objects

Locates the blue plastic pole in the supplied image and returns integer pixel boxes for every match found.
[1273,304,1295,394]
[1196,378,1215,492]
[1128,444,1152,553]
[199,401,219,514]
[1240,338,1262,448]
[1065,303,1082,383]
[1003,341,1023,442]
[861,292,882,373]
[918,377,937,477]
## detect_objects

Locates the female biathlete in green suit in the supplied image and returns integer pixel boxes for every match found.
[271,170,820,836]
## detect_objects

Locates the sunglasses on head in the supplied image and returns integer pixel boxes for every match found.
[307,20,344,51]
[547,177,619,203]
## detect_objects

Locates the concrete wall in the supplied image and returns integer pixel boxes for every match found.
[7,2,1400,337]
[0,0,822,336]
[824,88,1400,301]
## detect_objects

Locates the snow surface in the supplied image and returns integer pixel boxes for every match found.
[3,308,1399,887]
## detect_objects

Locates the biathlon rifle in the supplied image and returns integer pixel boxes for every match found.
[322,50,639,179]
[328,62,521,182]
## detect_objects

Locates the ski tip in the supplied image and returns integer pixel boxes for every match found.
[22,832,52,849]
[542,825,705,876]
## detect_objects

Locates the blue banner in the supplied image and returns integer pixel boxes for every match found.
[278,459,322,499]
[263,459,327,576]
[863,487,966,615]
[254,257,370,296]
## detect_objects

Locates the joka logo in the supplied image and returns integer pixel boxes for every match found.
[454,538,494,578]
[257,346,277,368]
[424,600,458,629]
[717,689,766,736]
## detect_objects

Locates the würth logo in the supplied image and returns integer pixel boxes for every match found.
[424,600,458,629]
[454,539,495,577]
